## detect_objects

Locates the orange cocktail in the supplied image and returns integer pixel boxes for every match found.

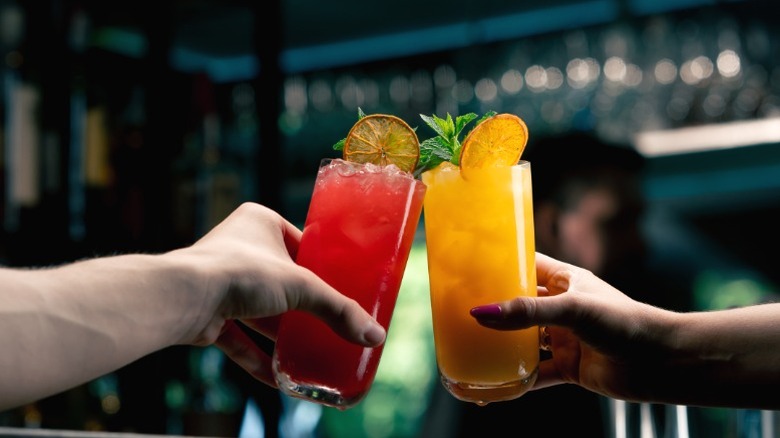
[423,161,538,404]
[420,110,537,405]
[273,158,425,410]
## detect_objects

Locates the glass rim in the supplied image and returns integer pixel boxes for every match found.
[419,160,531,174]
[316,157,425,184]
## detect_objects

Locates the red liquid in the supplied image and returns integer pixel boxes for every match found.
[273,159,425,409]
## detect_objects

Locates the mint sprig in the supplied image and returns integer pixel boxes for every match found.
[415,111,496,175]
[332,108,498,177]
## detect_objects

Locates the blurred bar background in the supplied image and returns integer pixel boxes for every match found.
[0,0,778,437]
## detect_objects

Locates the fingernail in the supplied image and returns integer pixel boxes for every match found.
[470,304,502,318]
[364,322,387,346]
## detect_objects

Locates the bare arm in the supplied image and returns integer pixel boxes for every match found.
[470,252,780,409]
[0,254,202,409]
[0,202,386,411]
[666,303,780,408]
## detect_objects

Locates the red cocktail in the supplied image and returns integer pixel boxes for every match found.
[272,158,425,409]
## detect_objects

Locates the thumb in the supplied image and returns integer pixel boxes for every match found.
[292,270,387,347]
[470,294,572,331]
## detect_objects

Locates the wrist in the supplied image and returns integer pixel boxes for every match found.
[159,247,228,346]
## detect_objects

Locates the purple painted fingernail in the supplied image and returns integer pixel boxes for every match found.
[470,304,502,318]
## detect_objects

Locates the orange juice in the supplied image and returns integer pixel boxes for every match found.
[422,160,538,405]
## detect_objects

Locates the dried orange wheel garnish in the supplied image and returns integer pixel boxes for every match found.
[459,113,528,175]
[343,114,420,174]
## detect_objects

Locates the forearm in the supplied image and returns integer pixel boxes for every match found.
[651,303,780,408]
[0,253,212,410]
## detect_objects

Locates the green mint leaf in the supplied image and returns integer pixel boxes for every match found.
[420,114,449,139]
[418,112,460,172]
[438,114,456,138]
[475,110,497,126]
[416,138,452,177]
[417,111,498,172]
[421,137,453,160]
[454,113,478,137]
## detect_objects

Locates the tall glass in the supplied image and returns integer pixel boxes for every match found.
[422,160,538,405]
[272,158,426,410]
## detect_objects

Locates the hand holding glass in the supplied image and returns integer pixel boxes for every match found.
[272,158,426,410]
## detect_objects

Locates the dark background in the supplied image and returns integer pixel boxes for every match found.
[0,0,778,436]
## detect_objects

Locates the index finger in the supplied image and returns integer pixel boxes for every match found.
[242,315,282,341]
[279,215,303,261]
[535,252,576,296]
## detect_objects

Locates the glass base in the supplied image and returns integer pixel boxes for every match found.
[440,368,538,406]
[274,370,360,411]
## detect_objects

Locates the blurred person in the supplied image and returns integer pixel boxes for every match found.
[528,132,691,311]
[525,132,696,437]
[0,202,386,412]
[529,132,646,297]
[470,252,780,410]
